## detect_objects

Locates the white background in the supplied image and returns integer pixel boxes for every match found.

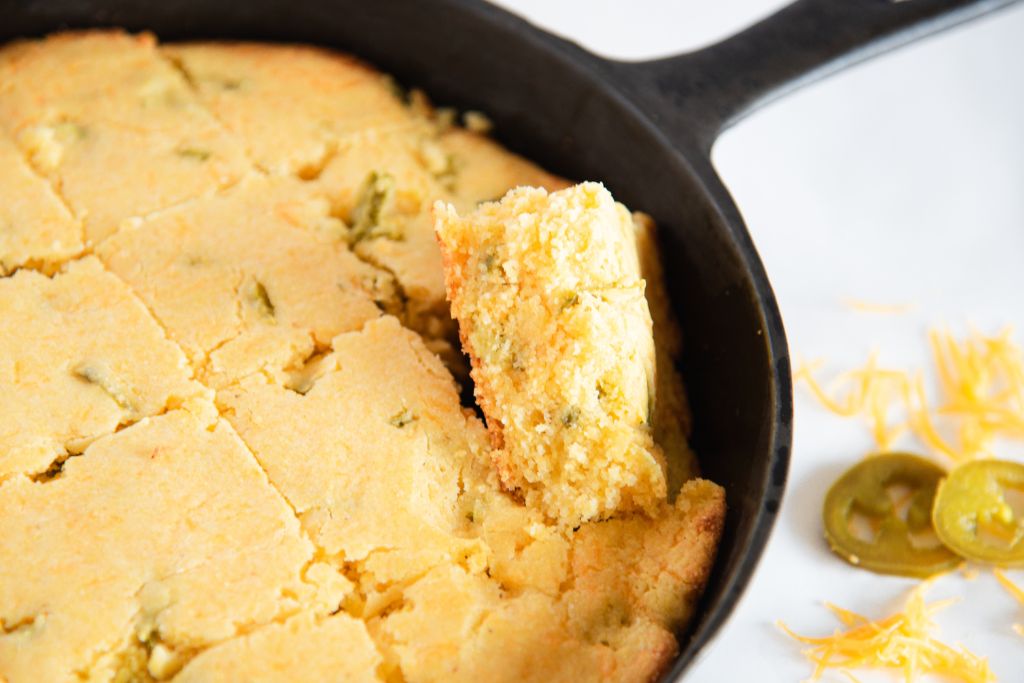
[490,1,1024,681]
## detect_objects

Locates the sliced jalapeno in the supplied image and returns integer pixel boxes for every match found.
[932,459,1024,567]
[823,452,960,578]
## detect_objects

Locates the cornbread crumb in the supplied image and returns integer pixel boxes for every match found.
[435,183,667,525]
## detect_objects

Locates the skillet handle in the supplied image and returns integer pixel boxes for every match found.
[608,0,1019,152]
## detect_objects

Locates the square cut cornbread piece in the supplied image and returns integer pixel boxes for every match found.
[0,410,355,683]
[174,612,381,683]
[217,316,491,611]
[0,31,248,244]
[313,129,457,337]
[435,183,667,525]
[0,256,210,481]
[96,175,388,386]
[0,134,82,274]
[162,42,413,176]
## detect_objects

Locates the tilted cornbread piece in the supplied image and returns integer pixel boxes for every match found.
[96,175,388,386]
[0,257,210,480]
[633,213,700,493]
[0,410,350,682]
[369,479,725,683]
[162,42,412,176]
[435,183,667,524]
[0,135,82,274]
[217,316,491,614]
[175,612,381,683]
[0,31,248,244]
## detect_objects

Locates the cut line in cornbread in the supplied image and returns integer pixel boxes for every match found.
[434,182,668,525]
[0,134,82,274]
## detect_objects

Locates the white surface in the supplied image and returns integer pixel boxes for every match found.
[491,1,1024,681]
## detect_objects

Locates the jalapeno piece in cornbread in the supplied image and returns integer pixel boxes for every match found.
[435,183,667,525]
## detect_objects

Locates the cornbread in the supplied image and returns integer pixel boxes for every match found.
[0,257,209,481]
[634,213,700,491]
[0,32,248,245]
[175,613,381,683]
[0,135,82,274]
[0,31,723,683]
[435,184,667,524]
[95,174,386,384]
[162,43,412,176]
[0,410,337,681]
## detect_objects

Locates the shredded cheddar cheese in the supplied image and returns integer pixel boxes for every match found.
[842,299,916,315]
[779,580,997,683]
[793,326,1024,673]
[797,328,1024,463]
[993,569,1024,637]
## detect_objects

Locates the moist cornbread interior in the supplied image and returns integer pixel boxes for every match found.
[0,32,724,683]
[435,185,668,526]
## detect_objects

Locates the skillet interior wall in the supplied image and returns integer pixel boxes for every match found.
[2,0,783,669]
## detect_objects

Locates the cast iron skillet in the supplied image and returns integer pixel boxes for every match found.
[2,0,1017,678]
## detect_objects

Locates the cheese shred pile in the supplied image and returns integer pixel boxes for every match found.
[792,327,1024,679]
[796,328,1024,462]
[994,569,1024,637]
[779,580,997,683]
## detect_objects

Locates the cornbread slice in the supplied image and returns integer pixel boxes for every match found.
[0,31,249,244]
[96,175,387,385]
[0,410,336,682]
[217,316,491,610]
[435,183,667,524]
[175,612,381,683]
[314,129,456,337]
[371,480,724,683]
[633,213,700,493]
[0,257,209,481]
[163,42,412,176]
[438,127,572,208]
[0,135,82,274]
